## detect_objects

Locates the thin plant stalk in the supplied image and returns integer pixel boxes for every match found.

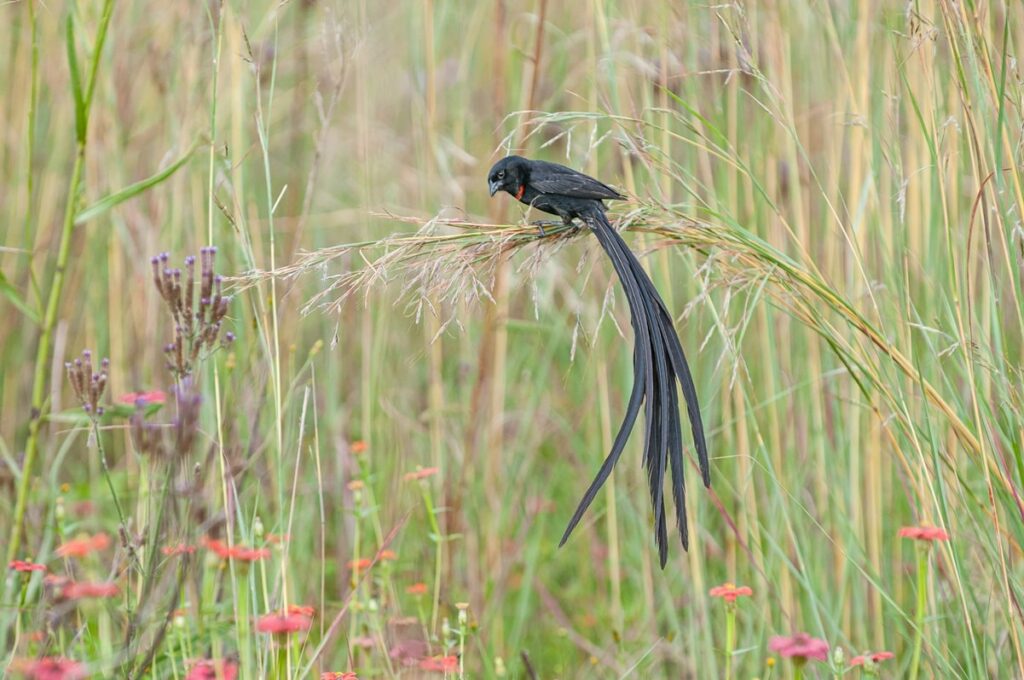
[908,546,929,680]
[7,0,116,566]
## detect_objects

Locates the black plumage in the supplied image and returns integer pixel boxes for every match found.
[487,155,709,566]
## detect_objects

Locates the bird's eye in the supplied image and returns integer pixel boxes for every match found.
[498,171,505,178]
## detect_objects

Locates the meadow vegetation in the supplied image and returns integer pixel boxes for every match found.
[1,1,1023,677]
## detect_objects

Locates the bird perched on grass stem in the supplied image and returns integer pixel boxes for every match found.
[487,155,709,567]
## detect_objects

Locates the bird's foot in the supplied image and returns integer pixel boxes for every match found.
[530,220,563,237]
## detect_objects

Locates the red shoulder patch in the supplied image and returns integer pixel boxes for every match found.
[515,185,525,201]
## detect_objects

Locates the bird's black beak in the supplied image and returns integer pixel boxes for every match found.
[488,180,500,197]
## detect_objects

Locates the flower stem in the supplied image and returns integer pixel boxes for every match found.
[909,547,928,680]
[724,605,735,680]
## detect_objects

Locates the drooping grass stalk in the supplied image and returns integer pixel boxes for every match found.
[7,0,116,566]
[908,546,929,680]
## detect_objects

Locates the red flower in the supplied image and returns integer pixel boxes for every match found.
[321,674,358,680]
[202,537,269,562]
[769,633,829,661]
[850,651,894,666]
[56,533,110,558]
[347,558,372,572]
[10,560,47,573]
[419,656,459,672]
[12,657,86,679]
[62,581,119,600]
[406,582,429,596]
[161,544,196,556]
[186,659,239,680]
[256,612,312,635]
[117,390,167,405]
[350,440,368,454]
[403,467,439,481]
[898,526,949,542]
[709,583,753,603]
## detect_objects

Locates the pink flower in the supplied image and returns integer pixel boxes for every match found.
[898,526,949,542]
[56,533,110,558]
[769,633,829,661]
[256,612,312,635]
[186,659,239,680]
[12,657,87,679]
[9,560,47,573]
[321,674,358,680]
[117,390,167,405]
[62,581,119,600]
[709,583,753,603]
[850,650,895,666]
[418,656,459,672]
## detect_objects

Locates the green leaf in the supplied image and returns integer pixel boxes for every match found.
[0,270,40,324]
[65,13,86,144]
[75,140,202,225]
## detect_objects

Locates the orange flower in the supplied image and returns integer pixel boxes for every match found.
[347,480,365,491]
[419,656,459,672]
[12,657,86,679]
[898,526,949,542]
[347,558,372,572]
[202,537,269,562]
[406,582,429,596]
[403,467,440,482]
[377,549,397,561]
[709,583,753,603]
[256,612,312,635]
[186,659,239,680]
[850,651,894,666]
[321,673,358,680]
[56,533,110,558]
[62,580,119,599]
[350,440,368,454]
[9,560,46,573]
[161,544,196,556]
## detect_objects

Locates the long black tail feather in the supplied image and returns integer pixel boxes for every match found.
[559,209,708,567]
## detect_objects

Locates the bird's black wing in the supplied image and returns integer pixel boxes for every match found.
[527,160,626,200]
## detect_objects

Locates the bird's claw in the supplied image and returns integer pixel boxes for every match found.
[531,220,563,237]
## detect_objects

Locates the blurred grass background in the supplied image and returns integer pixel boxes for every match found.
[1,0,1023,677]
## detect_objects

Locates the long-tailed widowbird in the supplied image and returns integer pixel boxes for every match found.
[487,155,709,567]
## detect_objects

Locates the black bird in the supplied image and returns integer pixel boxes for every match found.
[487,155,709,567]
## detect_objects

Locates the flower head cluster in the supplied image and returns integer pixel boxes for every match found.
[769,633,829,662]
[256,610,313,635]
[898,526,949,542]
[709,582,753,604]
[152,248,234,378]
[65,350,109,418]
[203,537,269,562]
[56,533,111,559]
[10,560,46,573]
[850,650,894,666]
[419,656,458,672]
[186,659,238,680]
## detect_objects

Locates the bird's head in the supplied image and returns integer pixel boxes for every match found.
[487,155,528,198]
